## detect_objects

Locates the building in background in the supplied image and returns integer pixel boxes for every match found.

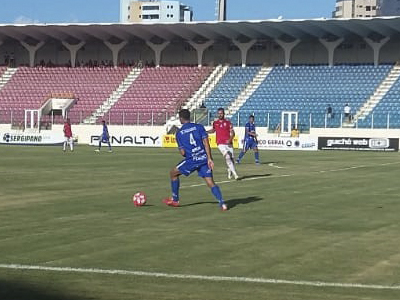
[377,0,400,16]
[333,0,378,18]
[120,0,193,23]
[333,0,400,18]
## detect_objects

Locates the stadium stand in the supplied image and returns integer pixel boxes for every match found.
[229,64,394,129]
[0,67,132,125]
[103,66,213,125]
[366,75,400,128]
[203,66,261,114]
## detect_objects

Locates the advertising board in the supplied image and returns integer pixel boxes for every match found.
[318,137,399,151]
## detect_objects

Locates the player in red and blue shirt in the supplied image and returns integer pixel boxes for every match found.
[237,115,260,164]
[208,107,239,180]
[163,109,228,211]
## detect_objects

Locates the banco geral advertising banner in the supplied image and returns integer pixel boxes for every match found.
[242,137,318,151]
[0,131,64,145]
[163,134,239,148]
[318,137,399,151]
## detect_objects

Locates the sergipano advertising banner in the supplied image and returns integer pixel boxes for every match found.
[0,131,64,145]
[318,137,399,151]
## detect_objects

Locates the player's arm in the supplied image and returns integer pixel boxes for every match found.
[207,122,216,134]
[203,137,214,170]
[176,133,185,156]
[245,125,256,138]
[245,126,253,137]
[228,123,235,145]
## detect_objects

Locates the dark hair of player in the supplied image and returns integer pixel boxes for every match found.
[249,115,254,119]
[217,107,224,113]
[179,109,191,121]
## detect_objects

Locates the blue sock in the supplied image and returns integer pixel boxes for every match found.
[108,142,112,150]
[255,152,260,162]
[238,151,245,161]
[98,141,101,149]
[211,185,224,206]
[171,179,180,201]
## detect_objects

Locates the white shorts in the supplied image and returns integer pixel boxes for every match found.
[218,144,234,157]
[64,137,73,142]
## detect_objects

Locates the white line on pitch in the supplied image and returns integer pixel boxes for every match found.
[0,264,399,291]
[182,161,400,189]
[268,163,284,169]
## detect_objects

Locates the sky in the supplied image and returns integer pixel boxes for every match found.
[0,0,334,24]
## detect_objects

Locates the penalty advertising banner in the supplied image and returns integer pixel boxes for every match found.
[0,131,64,145]
[90,135,161,147]
[239,136,318,151]
[163,134,239,148]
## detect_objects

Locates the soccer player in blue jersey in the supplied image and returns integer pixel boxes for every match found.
[95,120,112,153]
[236,115,260,164]
[163,109,228,211]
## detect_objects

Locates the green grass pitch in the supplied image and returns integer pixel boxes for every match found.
[0,145,400,300]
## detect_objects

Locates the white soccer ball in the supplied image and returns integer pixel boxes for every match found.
[132,192,147,207]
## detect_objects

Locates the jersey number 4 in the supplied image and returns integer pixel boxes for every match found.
[189,133,197,146]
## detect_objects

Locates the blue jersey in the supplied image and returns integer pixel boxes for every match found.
[176,123,208,162]
[102,124,109,136]
[101,124,110,142]
[245,122,256,140]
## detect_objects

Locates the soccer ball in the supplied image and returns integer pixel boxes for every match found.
[132,192,147,207]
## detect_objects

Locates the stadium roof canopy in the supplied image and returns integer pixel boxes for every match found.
[1,17,400,42]
[1,17,400,67]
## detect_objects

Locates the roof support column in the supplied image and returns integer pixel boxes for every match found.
[20,41,45,67]
[232,39,256,67]
[104,40,128,67]
[146,41,169,68]
[62,41,85,68]
[188,40,214,67]
[364,37,390,66]
[275,39,300,68]
[319,38,343,67]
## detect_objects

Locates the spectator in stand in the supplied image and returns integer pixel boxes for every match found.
[344,103,351,122]
[4,52,9,66]
[9,52,15,67]
[291,125,299,137]
[326,105,333,119]
[63,118,74,152]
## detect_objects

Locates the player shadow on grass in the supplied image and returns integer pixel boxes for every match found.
[0,280,90,300]
[180,196,263,209]
[225,196,263,209]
